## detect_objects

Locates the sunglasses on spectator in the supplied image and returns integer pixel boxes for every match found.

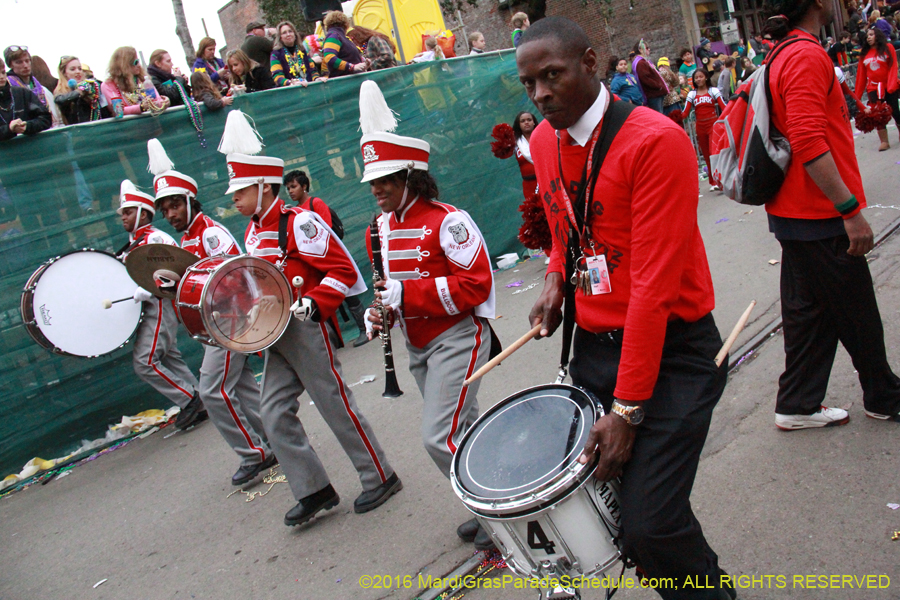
[132,59,140,66]
[5,45,28,53]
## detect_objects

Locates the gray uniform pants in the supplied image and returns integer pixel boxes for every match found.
[132,298,198,409]
[200,345,271,466]
[260,317,394,501]
[407,315,491,478]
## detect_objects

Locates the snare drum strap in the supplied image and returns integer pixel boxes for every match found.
[558,98,634,381]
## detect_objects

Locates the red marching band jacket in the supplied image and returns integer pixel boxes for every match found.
[366,196,495,349]
[120,223,178,261]
[245,198,366,326]
[181,212,241,259]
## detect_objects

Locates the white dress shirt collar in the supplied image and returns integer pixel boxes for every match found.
[564,84,609,147]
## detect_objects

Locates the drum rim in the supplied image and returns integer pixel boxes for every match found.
[450,383,601,515]
[175,254,223,345]
[200,254,292,352]
[19,248,143,358]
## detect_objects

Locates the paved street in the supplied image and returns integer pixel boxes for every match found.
[1,127,899,600]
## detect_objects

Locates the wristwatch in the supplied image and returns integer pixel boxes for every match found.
[611,400,645,426]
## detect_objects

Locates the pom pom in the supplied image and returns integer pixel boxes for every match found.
[854,101,892,133]
[218,110,264,155]
[667,110,684,125]
[68,79,77,89]
[490,123,516,159]
[119,179,137,198]
[147,139,174,175]
[517,190,552,253]
[359,80,399,135]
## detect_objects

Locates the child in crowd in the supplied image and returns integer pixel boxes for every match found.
[469,32,486,55]
[190,71,232,110]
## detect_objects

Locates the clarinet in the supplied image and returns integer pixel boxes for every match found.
[369,212,404,398]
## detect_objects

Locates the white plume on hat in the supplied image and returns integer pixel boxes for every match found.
[359,80,398,135]
[218,110,264,156]
[147,138,174,176]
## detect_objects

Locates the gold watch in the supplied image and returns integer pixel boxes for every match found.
[611,400,645,426]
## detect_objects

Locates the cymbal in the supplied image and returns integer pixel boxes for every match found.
[125,244,199,299]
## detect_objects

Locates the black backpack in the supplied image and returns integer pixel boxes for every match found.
[305,197,344,239]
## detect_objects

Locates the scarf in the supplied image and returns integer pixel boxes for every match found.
[8,74,46,106]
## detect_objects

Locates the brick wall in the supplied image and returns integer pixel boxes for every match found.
[218,0,265,56]
[442,1,532,54]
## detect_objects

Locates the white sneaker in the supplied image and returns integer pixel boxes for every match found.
[864,409,900,422]
[775,406,849,430]
[710,184,721,192]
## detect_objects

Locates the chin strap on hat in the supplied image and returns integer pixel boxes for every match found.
[397,161,415,212]
[255,176,265,215]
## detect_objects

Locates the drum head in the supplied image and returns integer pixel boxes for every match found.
[454,384,600,513]
[21,250,142,357]
[125,244,199,299]
[202,256,292,352]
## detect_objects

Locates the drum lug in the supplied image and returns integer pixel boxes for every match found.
[178,303,202,311]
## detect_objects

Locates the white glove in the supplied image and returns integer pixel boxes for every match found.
[364,307,378,337]
[290,297,315,321]
[133,287,154,303]
[378,279,403,309]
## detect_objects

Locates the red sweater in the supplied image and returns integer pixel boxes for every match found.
[855,45,899,98]
[531,105,715,401]
[767,30,866,219]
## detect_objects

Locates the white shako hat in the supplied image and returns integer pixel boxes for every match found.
[147,139,198,200]
[358,80,430,183]
[117,179,156,215]
[217,110,284,195]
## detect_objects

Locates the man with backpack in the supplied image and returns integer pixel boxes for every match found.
[518,16,736,599]
[761,3,900,428]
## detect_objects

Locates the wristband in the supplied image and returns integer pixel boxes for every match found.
[836,195,859,216]
[841,204,862,220]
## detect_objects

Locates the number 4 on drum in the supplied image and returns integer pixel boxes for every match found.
[527,521,557,555]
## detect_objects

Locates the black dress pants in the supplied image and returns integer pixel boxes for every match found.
[776,235,900,417]
[570,313,728,599]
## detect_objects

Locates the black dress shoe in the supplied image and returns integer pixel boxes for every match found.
[175,393,206,430]
[352,331,371,347]
[457,518,479,543]
[353,472,402,513]
[474,524,496,551]
[231,453,279,486]
[284,485,340,527]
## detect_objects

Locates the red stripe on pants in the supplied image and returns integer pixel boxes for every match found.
[446,316,484,455]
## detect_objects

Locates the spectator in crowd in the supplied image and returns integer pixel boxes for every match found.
[101,46,168,116]
[657,57,683,115]
[53,56,106,124]
[869,10,895,39]
[347,26,397,70]
[304,33,325,69]
[322,11,367,77]
[610,57,644,105]
[4,45,60,127]
[469,32,487,55]
[147,49,191,107]
[697,37,716,68]
[510,12,530,47]
[630,40,668,112]
[360,28,397,70]
[737,56,757,84]
[710,58,724,87]
[855,26,900,150]
[828,31,853,66]
[717,55,737,97]
[761,3,900,430]
[190,71,232,111]
[848,4,865,38]
[412,36,443,63]
[678,72,691,97]
[242,21,275,68]
[0,57,51,141]
[31,56,58,91]
[680,69,726,191]
[679,47,698,77]
[192,37,228,92]
[271,21,320,86]
[226,49,276,93]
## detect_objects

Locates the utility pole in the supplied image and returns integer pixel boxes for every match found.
[172,0,195,67]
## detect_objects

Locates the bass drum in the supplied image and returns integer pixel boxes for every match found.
[20,249,142,357]
[450,384,621,581]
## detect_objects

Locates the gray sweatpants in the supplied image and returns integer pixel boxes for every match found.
[259,317,394,501]
[407,315,491,478]
[199,345,271,466]
[132,298,198,409]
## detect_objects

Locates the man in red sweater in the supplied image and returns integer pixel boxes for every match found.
[763,3,900,428]
[518,17,735,598]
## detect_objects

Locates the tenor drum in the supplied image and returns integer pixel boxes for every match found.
[450,384,621,581]
[175,255,292,352]
[20,249,143,357]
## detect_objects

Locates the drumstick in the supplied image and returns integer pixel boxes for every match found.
[292,276,304,288]
[715,300,756,367]
[101,297,132,309]
[464,324,543,387]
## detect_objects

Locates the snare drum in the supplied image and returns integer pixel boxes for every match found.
[450,384,621,581]
[20,249,143,357]
[175,254,292,352]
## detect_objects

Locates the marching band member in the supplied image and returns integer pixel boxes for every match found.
[116,180,205,430]
[148,139,275,487]
[218,111,401,527]
[357,81,497,548]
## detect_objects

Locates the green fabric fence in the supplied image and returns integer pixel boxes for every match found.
[0,50,532,476]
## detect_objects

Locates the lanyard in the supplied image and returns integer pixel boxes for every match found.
[556,119,602,246]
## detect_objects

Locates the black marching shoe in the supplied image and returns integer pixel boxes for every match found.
[174,393,207,430]
[474,524,496,551]
[353,472,403,513]
[231,453,279,486]
[350,301,371,347]
[352,331,371,348]
[284,485,340,527]
[457,518,480,543]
